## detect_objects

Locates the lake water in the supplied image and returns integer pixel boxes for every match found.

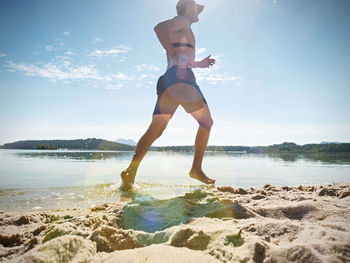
[0,149,349,212]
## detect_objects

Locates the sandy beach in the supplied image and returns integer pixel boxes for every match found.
[1,182,349,263]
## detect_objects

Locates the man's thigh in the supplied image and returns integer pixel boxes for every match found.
[189,103,212,122]
[152,90,179,117]
[150,113,172,129]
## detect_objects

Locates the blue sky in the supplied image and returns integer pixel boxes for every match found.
[0,0,349,146]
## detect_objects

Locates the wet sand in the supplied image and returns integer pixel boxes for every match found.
[1,182,350,262]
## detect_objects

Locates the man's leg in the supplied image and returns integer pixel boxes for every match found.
[188,103,215,184]
[120,113,172,188]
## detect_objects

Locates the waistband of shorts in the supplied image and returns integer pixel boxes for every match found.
[165,64,194,74]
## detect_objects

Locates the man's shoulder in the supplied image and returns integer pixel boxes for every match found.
[168,16,190,26]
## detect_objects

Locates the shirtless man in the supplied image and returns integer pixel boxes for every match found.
[120,0,216,189]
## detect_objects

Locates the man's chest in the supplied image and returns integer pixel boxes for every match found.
[172,27,195,43]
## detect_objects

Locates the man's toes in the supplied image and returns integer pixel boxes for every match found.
[207,178,215,184]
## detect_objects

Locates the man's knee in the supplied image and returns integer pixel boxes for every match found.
[149,121,168,137]
[198,118,213,130]
[156,125,166,137]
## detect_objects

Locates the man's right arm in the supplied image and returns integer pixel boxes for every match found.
[154,19,177,57]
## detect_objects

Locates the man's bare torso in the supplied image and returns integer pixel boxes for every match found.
[166,16,196,70]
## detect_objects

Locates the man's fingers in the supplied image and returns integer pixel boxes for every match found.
[208,58,215,63]
[199,54,216,68]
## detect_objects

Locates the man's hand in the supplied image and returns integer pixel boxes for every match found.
[199,55,215,68]
[190,55,216,68]
[200,55,216,68]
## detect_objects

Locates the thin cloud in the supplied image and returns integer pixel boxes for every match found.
[193,56,242,86]
[4,60,134,83]
[195,68,240,85]
[63,61,70,68]
[135,64,160,72]
[3,40,193,91]
[46,45,54,51]
[93,37,104,44]
[65,50,75,55]
[139,73,157,79]
[104,83,124,90]
[108,72,134,81]
[0,53,6,58]
[5,61,98,80]
[63,31,70,36]
[90,45,131,57]
[196,48,207,56]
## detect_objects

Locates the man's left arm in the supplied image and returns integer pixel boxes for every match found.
[190,55,216,68]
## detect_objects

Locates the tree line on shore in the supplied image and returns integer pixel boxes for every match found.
[0,139,349,153]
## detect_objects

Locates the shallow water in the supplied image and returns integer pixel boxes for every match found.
[0,149,349,212]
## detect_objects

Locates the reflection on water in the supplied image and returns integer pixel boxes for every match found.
[267,152,350,164]
[13,150,350,165]
[14,150,132,161]
[0,149,349,212]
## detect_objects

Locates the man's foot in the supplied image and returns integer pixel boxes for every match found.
[189,168,215,184]
[120,167,136,190]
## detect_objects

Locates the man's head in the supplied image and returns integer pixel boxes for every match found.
[176,0,204,23]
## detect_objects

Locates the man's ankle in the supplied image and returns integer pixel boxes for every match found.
[127,164,138,172]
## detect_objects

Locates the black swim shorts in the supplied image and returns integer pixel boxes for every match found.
[152,65,207,116]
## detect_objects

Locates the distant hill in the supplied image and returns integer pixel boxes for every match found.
[152,142,350,153]
[320,141,342,144]
[0,140,349,153]
[115,138,137,146]
[0,138,135,151]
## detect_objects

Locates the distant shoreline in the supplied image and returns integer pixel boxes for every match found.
[0,138,349,153]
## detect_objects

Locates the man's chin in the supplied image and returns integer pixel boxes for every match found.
[189,15,199,23]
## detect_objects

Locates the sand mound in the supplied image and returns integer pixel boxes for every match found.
[1,182,350,262]
[97,244,221,263]
[12,235,96,263]
[90,225,141,252]
[43,222,90,243]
